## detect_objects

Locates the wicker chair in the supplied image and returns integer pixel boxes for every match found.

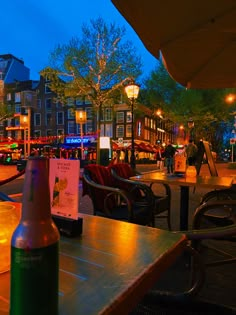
[109,163,172,229]
[82,164,154,226]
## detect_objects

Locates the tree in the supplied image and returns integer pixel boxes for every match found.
[142,61,236,153]
[0,99,14,124]
[41,17,142,162]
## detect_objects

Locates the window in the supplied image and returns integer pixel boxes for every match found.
[126,125,132,137]
[67,98,74,107]
[15,117,20,127]
[76,124,82,135]
[45,98,52,110]
[57,112,64,125]
[34,113,41,126]
[45,75,50,82]
[7,93,11,101]
[86,108,93,119]
[68,121,75,134]
[46,113,52,125]
[15,92,21,103]
[104,123,113,137]
[144,129,150,140]
[45,83,51,93]
[37,99,41,109]
[56,101,62,109]
[116,112,124,123]
[46,129,52,136]
[15,104,21,114]
[68,108,75,119]
[126,111,132,123]
[138,121,142,137]
[34,130,41,138]
[7,119,11,127]
[57,129,64,136]
[86,121,93,133]
[76,97,83,105]
[104,108,112,121]
[100,123,113,137]
[84,97,91,104]
[116,125,124,138]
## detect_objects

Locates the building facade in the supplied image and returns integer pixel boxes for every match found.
[0,55,176,158]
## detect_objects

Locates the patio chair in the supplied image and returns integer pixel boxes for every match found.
[130,294,236,314]
[198,184,236,228]
[109,163,172,229]
[130,200,236,314]
[82,164,154,226]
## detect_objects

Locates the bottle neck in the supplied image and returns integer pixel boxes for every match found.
[21,157,51,221]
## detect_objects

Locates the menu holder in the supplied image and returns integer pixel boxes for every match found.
[49,159,82,237]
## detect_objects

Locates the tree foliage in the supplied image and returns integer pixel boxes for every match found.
[40,17,142,109]
[0,101,14,123]
[142,62,236,151]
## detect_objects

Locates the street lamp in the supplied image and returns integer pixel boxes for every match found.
[124,80,140,169]
[75,110,87,160]
[20,115,28,158]
[187,118,195,141]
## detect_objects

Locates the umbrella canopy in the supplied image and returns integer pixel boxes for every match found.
[111,0,236,89]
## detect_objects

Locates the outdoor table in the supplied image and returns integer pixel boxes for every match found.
[130,172,234,230]
[0,203,187,315]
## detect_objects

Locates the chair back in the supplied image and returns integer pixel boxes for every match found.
[109,163,135,179]
[82,164,115,214]
[109,163,139,193]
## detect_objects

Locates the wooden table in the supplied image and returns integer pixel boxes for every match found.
[130,172,234,230]
[0,204,187,315]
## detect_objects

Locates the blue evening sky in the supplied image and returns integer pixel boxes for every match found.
[1,0,158,81]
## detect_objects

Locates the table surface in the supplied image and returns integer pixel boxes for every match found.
[0,203,187,315]
[130,172,234,189]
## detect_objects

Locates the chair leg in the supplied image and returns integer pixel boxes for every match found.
[167,210,172,231]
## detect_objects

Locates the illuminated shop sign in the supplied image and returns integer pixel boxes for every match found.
[65,136,96,145]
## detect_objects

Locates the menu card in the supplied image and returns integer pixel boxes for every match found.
[49,159,80,220]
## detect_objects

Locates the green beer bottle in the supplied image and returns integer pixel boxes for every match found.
[10,157,60,315]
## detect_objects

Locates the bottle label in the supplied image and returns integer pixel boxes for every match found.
[10,242,59,315]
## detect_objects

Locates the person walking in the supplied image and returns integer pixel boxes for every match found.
[156,146,164,170]
[185,139,198,166]
[164,141,177,174]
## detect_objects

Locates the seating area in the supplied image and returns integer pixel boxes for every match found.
[1,162,236,312]
[110,163,172,229]
[82,162,172,229]
[82,163,154,226]
[82,162,236,308]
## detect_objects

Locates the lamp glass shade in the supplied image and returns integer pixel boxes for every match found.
[20,115,28,127]
[125,83,140,100]
[75,110,87,124]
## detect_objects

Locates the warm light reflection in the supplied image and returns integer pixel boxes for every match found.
[225,94,236,104]
[0,203,20,274]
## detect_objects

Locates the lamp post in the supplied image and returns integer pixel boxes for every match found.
[20,115,28,158]
[75,110,87,160]
[124,80,140,169]
[187,118,195,142]
[230,115,236,162]
[225,94,236,163]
